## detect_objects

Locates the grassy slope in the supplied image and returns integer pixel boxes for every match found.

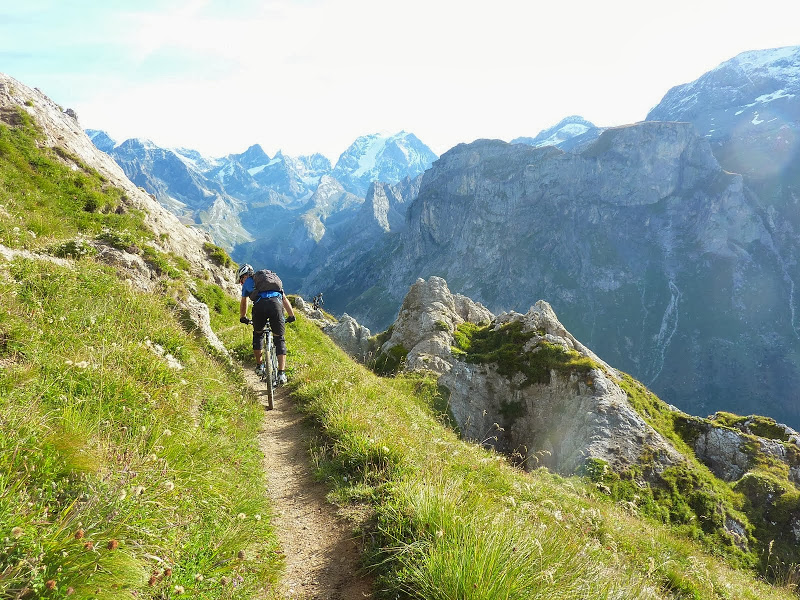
[0,112,280,598]
[260,317,795,600]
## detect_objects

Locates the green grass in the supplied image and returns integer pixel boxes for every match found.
[0,259,280,599]
[618,373,800,573]
[0,110,152,252]
[203,243,235,269]
[712,412,791,442]
[3,96,799,599]
[0,112,281,598]
[264,317,796,600]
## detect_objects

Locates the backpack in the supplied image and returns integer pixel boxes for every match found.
[249,269,283,301]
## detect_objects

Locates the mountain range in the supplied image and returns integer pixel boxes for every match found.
[85,129,437,252]
[87,45,800,431]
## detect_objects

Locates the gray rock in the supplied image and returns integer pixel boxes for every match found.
[380,277,493,374]
[323,314,371,360]
[694,427,752,481]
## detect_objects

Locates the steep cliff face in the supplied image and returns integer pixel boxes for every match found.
[324,123,799,427]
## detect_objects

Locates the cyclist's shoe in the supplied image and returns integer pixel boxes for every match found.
[255,363,266,377]
[277,371,288,386]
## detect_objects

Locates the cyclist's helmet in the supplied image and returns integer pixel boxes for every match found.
[236,263,254,281]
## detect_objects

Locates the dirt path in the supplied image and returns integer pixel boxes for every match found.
[247,370,375,599]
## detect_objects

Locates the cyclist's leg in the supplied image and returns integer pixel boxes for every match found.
[266,297,287,373]
[252,299,269,368]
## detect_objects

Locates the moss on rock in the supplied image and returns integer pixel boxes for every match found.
[451,320,599,386]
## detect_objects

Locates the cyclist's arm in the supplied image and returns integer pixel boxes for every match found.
[240,295,248,320]
[282,294,295,319]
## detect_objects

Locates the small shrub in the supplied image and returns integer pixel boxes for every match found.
[49,239,97,259]
[368,326,394,354]
[96,229,140,253]
[203,242,234,268]
[142,246,181,279]
[434,320,450,332]
[452,320,599,386]
[371,344,408,376]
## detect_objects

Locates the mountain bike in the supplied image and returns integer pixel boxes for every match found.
[257,324,279,410]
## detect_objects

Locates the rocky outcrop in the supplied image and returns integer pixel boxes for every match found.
[327,275,800,562]
[678,412,800,485]
[378,277,493,374]
[322,314,372,360]
[362,277,682,475]
[338,276,800,486]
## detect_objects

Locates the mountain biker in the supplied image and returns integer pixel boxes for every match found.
[237,264,296,384]
[312,292,324,310]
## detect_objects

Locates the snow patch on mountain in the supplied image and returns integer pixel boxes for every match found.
[352,134,387,177]
[332,131,437,196]
[247,157,281,176]
[512,116,600,151]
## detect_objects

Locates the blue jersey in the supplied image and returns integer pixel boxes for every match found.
[241,276,282,301]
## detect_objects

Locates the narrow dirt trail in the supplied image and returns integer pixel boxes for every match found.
[246,369,375,599]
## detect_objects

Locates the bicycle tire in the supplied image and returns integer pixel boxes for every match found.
[270,343,279,384]
[264,332,275,410]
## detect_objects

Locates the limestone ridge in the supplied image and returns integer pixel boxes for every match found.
[99,136,253,250]
[86,129,437,261]
[0,72,235,358]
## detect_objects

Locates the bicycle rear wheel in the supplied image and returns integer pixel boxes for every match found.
[264,335,275,410]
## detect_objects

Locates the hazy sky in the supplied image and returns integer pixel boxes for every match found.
[2,0,799,161]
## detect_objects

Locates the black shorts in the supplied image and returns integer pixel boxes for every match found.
[252,295,287,355]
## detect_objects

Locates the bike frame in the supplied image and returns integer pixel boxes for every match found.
[257,325,279,410]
